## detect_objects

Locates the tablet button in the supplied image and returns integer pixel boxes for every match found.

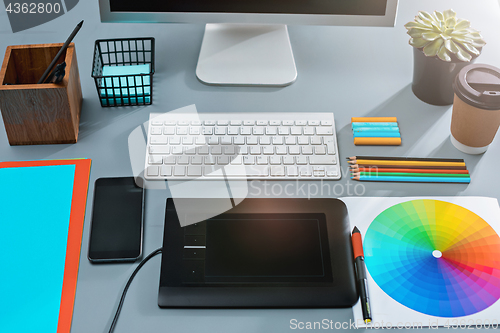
[182,260,205,282]
[183,248,205,259]
[184,235,206,246]
[184,222,206,235]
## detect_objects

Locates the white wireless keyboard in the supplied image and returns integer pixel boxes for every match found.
[145,112,341,180]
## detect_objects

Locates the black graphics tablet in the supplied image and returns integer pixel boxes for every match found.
[158,198,357,308]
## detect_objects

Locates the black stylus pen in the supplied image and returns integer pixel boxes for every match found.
[38,20,83,84]
[351,226,372,324]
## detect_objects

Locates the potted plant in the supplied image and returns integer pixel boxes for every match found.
[405,9,486,105]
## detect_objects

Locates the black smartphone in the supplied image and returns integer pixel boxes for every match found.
[88,177,144,263]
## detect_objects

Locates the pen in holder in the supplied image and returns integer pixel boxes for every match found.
[0,43,83,145]
[91,38,155,107]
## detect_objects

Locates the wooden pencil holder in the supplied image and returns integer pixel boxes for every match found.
[0,43,82,145]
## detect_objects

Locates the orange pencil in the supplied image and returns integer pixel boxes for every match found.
[350,167,469,174]
[351,117,398,123]
[354,137,401,145]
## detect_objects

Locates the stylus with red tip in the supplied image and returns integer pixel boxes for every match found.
[352,226,372,324]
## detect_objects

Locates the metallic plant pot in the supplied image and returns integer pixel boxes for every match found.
[411,47,475,106]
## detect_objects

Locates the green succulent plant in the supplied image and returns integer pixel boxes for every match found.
[405,9,486,62]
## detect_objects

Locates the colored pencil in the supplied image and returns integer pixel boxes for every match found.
[351,175,470,183]
[348,159,466,167]
[353,132,401,138]
[353,127,400,132]
[353,172,470,178]
[347,156,464,163]
[351,117,398,122]
[352,122,399,127]
[350,163,467,170]
[353,138,402,145]
[350,167,469,174]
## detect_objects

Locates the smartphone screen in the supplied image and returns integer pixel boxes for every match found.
[88,177,144,262]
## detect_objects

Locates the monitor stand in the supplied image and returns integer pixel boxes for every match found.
[196,24,297,87]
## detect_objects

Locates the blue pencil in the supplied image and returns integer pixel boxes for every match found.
[352,122,399,127]
[351,175,470,183]
[353,127,400,132]
[354,132,401,138]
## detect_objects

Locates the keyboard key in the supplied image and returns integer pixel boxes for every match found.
[230,120,242,126]
[309,156,337,165]
[276,146,287,155]
[326,166,339,177]
[302,146,313,155]
[278,127,289,135]
[289,146,300,155]
[151,120,163,126]
[287,166,298,176]
[163,127,175,135]
[247,137,258,145]
[198,146,209,155]
[177,127,188,135]
[230,155,243,165]
[256,156,268,165]
[272,136,283,145]
[227,127,239,135]
[147,166,159,176]
[177,156,189,165]
[234,137,245,145]
[204,120,216,125]
[256,120,268,126]
[163,156,176,165]
[164,120,176,126]
[224,146,236,155]
[270,156,282,165]
[321,120,333,126]
[250,146,261,155]
[308,120,320,126]
[295,120,307,126]
[202,127,213,135]
[150,146,170,154]
[243,120,255,126]
[271,166,285,176]
[191,156,203,165]
[246,165,269,177]
[296,156,308,165]
[269,120,280,125]
[241,127,252,135]
[263,146,274,155]
[310,137,322,145]
[303,127,314,135]
[290,127,302,135]
[174,166,185,176]
[215,127,226,135]
[221,136,232,145]
[218,156,229,165]
[169,137,181,145]
[160,166,172,176]
[283,156,294,165]
[150,137,168,145]
[259,136,271,145]
[182,136,193,145]
[204,156,216,165]
[149,156,163,165]
[266,127,277,135]
[178,120,189,126]
[217,120,229,125]
[150,127,162,135]
[208,137,219,145]
[326,143,336,155]
[282,120,294,126]
[253,127,264,135]
[298,137,309,145]
[172,146,183,154]
[315,146,326,155]
[316,127,333,135]
[211,146,222,155]
[243,156,255,164]
[299,166,312,177]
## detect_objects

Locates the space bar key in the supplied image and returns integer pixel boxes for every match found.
[225,166,269,177]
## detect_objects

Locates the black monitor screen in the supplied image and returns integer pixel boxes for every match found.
[110,0,387,16]
[204,213,332,283]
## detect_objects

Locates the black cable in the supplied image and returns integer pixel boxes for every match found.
[108,248,162,333]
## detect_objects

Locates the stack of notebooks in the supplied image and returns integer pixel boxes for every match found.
[351,117,401,146]
[348,156,470,183]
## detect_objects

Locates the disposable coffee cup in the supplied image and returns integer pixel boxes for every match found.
[451,64,500,154]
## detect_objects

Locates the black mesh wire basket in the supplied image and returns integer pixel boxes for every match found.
[91,38,155,107]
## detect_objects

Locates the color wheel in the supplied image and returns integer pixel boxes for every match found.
[364,199,500,317]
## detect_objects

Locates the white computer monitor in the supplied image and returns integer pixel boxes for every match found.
[99,0,398,86]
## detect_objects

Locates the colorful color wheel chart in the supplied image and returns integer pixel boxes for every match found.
[364,199,500,317]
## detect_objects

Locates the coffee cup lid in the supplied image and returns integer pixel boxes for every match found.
[453,64,500,110]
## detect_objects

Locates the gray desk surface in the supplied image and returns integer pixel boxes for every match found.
[1,0,500,332]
